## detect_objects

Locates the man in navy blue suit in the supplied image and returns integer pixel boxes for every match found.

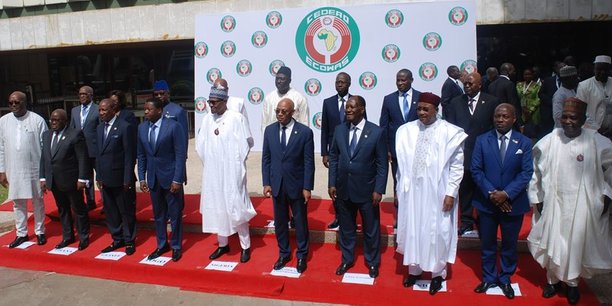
[262,98,315,273]
[137,97,187,262]
[440,65,464,119]
[471,103,533,299]
[96,99,138,255]
[329,95,388,278]
[321,72,352,230]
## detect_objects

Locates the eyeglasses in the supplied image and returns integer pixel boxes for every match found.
[274,109,291,115]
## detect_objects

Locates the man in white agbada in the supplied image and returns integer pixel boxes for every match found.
[196,83,256,263]
[212,78,250,128]
[261,66,310,133]
[576,55,612,137]
[528,97,612,305]
[0,91,48,248]
[395,92,467,295]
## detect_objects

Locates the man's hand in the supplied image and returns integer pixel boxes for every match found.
[489,190,508,205]
[387,152,393,163]
[96,181,103,190]
[0,172,8,188]
[140,181,149,193]
[263,186,272,198]
[498,201,512,213]
[123,184,132,192]
[76,181,86,191]
[442,196,454,212]
[372,192,382,207]
[328,187,337,201]
[170,182,182,193]
[322,155,329,168]
[40,181,48,194]
[303,189,311,204]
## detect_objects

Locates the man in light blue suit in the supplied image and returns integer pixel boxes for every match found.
[137,97,187,262]
[471,103,534,299]
[262,98,315,273]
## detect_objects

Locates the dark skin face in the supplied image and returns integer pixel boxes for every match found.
[416,102,437,125]
[594,63,610,83]
[335,74,350,97]
[345,97,365,126]
[561,109,586,138]
[98,100,116,123]
[275,99,295,126]
[464,73,482,97]
[49,110,67,132]
[396,71,413,93]
[153,90,170,103]
[275,73,291,95]
[494,105,516,134]
[208,97,227,115]
[78,86,93,105]
[522,69,534,83]
[144,102,162,123]
[560,75,579,90]
[449,66,461,79]
[8,92,27,117]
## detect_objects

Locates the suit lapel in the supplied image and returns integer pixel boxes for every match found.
[504,133,520,168]
[488,131,503,166]
[101,120,117,152]
[351,123,370,158]
[154,120,167,154]
[284,123,299,154]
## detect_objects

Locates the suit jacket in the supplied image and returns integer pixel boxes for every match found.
[137,117,187,189]
[163,101,189,148]
[446,92,500,168]
[262,121,315,199]
[70,102,100,158]
[40,127,90,192]
[379,89,421,156]
[96,117,137,187]
[321,94,349,156]
[470,129,534,215]
[118,109,139,129]
[440,77,463,118]
[487,77,523,125]
[538,75,559,135]
[328,121,388,203]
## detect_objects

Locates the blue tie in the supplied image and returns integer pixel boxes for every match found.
[339,97,346,123]
[499,135,507,164]
[402,92,410,121]
[281,126,287,151]
[80,104,88,128]
[149,124,157,150]
[349,126,358,156]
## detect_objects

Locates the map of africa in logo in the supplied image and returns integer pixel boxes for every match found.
[295,7,360,73]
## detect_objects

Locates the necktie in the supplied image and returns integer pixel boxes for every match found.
[468,98,476,114]
[51,131,59,151]
[339,97,346,123]
[349,126,358,157]
[281,126,287,151]
[402,92,410,121]
[104,122,111,141]
[149,124,157,150]
[499,135,507,164]
[81,104,88,127]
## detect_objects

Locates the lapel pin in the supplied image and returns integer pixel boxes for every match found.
[214,128,219,135]
[364,134,368,138]
[512,139,518,144]
[577,154,584,162]
[294,130,298,135]
[61,136,66,140]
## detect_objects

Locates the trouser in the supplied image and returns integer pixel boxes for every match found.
[547,270,578,287]
[409,264,447,279]
[51,187,89,241]
[478,210,523,284]
[13,183,45,236]
[218,222,250,249]
[101,185,136,244]
[150,185,184,250]
[273,182,309,259]
[337,197,381,267]
[458,171,476,228]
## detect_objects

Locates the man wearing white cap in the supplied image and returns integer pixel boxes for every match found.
[576,55,612,137]
[552,66,579,128]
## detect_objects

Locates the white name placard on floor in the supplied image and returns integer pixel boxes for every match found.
[342,273,375,285]
[14,241,36,249]
[95,252,126,261]
[270,267,300,278]
[139,256,171,266]
[412,280,448,292]
[204,261,239,272]
[48,247,78,256]
[487,283,522,296]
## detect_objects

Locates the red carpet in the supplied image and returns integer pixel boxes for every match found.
[0,192,534,239]
[0,218,599,306]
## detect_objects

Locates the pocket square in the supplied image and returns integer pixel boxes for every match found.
[515,149,523,154]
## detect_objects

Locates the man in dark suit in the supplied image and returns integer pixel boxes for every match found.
[40,109,91,250]
[470,103,534,299]
[321,72,351,230]
[96,99,138,255]
[262,98,315,273]
[70,85,99,210]
[487,63,522,126]
[138,97,187,262]
[538,61,565,138]
[329,95,388,278]
[153,80,189,150]
[446,72,501,236]
[440,65,464,119]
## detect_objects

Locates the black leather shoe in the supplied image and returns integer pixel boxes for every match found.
[335,262,354,275]
[273,256,291,270]
[172,249,182,262]
[240,248,251,263]
[429,276,444,295]
[36,234,46,245]
[368,265,379,278]
[566,286,580,304]
[500,283,515,299]
[125,243,135,256]
[403,274,421,287]
[296,259,307,273]
[474,281,497,293]
[458,224,472,236]
[78,238,89,251]
[147,245,170,260]
[209,245,230,260]
[327,219,339,229]
[101,240,126,253]
[8,235,28,248]
[55,238,75,249]
[542,283,561,298]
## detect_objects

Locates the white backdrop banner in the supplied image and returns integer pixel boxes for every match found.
[194,1,476,152]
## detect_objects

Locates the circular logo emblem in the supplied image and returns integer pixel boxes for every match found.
[312,112,322,130]
[268,60,285,76]
[385,9,404,28]
[221,15,236,32]
[266,11,283,29]
[461,60,478,74]
[304,79,322,96]
[419,62,438,81]
[423,32,442,51]
[359,72,377,90]
[195,97,207,114]
[382,44,400,63]
[449,7,468,26]
[220,41,236,58]
[236,60,252,77]
[206,68,222,85]
[194,42,208,58]
[251,31,268,48]
[248,87,265,105]
[295,7,361,73]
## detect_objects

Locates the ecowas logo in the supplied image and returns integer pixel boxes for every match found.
[385,9,404,28]
[304,79,322,96]
[236,60,252,77]
[269,60,285,76]
[194,42,208,58]
[221,41,236,58]
[449,7,468,26]
[295,7,360,73]
[251,31,268,48]
[359,72,377,90]
[312,112,323,130]
[248,87,265,105]
[194,97,207,114]
[461,60,478,74]
[419,63,438,81]
[221,15,236,32]
[266,11,283,29]
[382,44,400,63]
[206,68,222,84]
[423,32,442,51]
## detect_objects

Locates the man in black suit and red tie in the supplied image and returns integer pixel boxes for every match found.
[446,72,501,236]
[40,109,91,250]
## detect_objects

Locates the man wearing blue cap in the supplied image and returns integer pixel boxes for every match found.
[153,80,189,149]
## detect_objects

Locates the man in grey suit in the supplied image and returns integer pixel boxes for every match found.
[40,109,91,250]
[70,85,99,210]
[328,95,388,278]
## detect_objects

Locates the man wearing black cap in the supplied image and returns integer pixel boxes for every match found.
[261,66,310,133]
[395,92,467,295]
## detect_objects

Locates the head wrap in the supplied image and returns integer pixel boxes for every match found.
[418,92,441,107]
[153,80,169,91]
[594,55,611,64]
[209,84,229,101]
[563,97,587,115]
[277,66,292,78]
[558,65,577,77]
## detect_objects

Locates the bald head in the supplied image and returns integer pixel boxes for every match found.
[49,109,68,131]
[51,109,67,120]
[500,63,516,78]
[276,98,295,126]
[464,72,482,97]
[8,91,27,117]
